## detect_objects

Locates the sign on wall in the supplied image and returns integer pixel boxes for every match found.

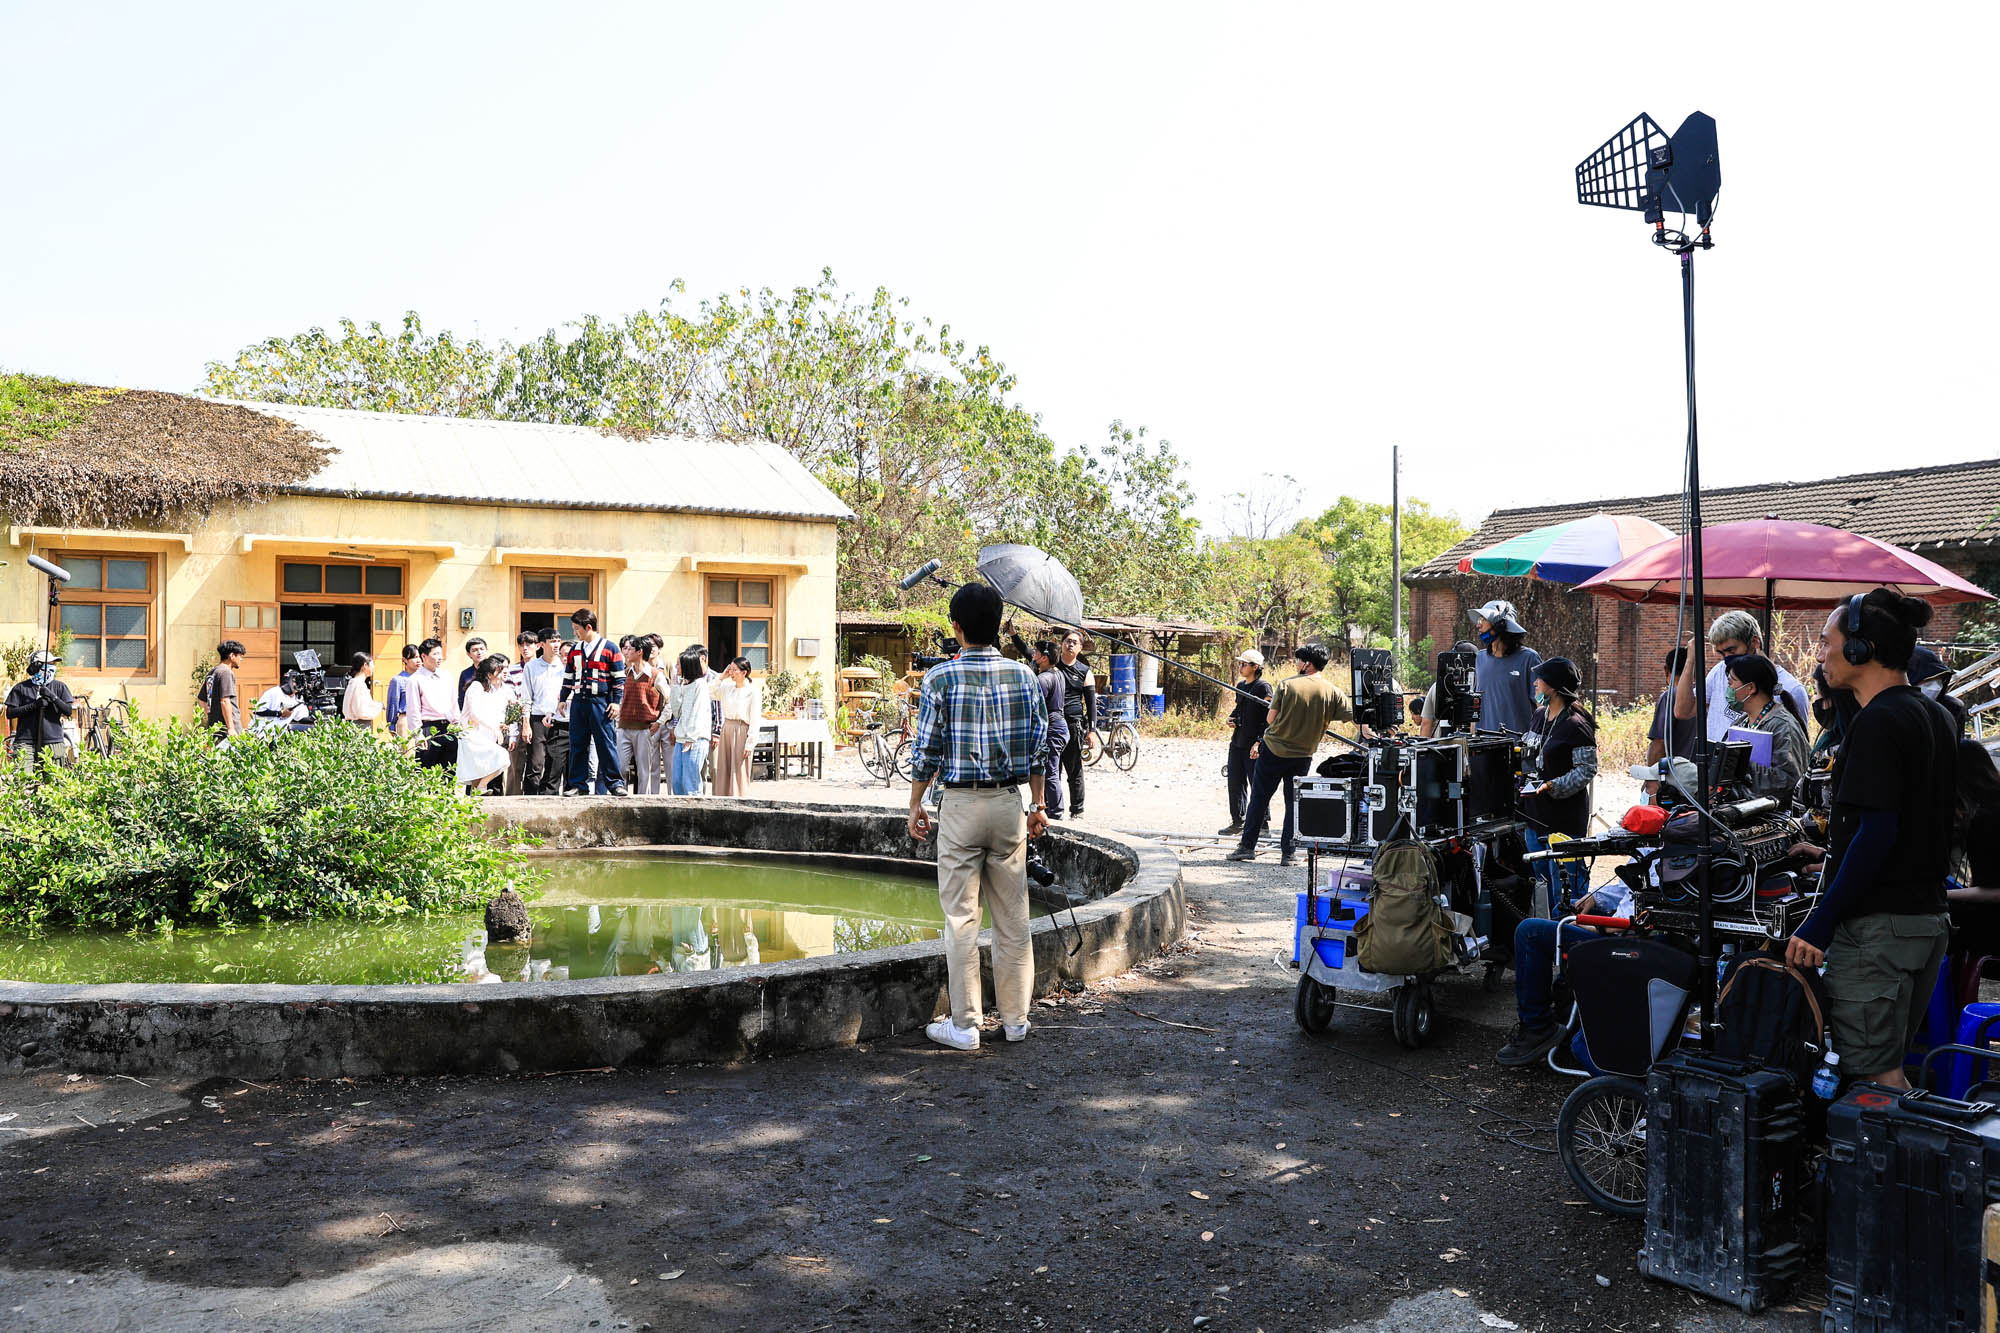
[424,599,448,644]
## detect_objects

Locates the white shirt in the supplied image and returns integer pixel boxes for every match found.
[1701,659,1808,742]
[717,678,761,725]
[342,675,380,722]
[252,686,309,734]
[524,655,565,717]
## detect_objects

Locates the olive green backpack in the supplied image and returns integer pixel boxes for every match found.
[1354,838,1460,975]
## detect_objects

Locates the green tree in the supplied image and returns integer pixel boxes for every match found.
[1300,496,1470,645]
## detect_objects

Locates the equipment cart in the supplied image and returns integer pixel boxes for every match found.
[1290,842,1505,1049]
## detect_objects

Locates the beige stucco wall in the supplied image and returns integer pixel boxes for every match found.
[0,494,839,719]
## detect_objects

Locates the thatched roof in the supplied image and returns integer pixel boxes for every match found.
[0,380,329,530]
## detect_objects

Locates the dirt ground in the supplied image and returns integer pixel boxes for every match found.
[0,739,1815,1332]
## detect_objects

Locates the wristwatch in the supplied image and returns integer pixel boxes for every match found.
[1028,803,1046,813]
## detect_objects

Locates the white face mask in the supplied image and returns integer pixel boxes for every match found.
[1919,679,1944,700]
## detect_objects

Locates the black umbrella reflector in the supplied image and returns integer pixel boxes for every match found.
[976,544,1085,626]
[1576,111,1721,228]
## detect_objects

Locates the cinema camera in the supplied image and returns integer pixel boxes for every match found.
[290,649,343,718]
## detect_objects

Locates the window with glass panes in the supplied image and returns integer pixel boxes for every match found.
[55,554,155,671]
[704,576,775,673]
[517,570,597,640]
[279,560,404,599]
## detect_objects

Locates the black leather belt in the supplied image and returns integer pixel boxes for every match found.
[942,778,1023,790]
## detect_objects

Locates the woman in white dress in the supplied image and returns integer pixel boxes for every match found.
[341,652,380,730]
[457,654,511,792]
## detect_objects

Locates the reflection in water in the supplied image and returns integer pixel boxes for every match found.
[2,854,1044,987]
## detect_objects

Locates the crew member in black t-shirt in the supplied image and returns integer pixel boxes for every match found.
[1055,631,1096,819]
[1218,648,1272,836]
[1520,657,1597,917]
[1786,588,1957,1089]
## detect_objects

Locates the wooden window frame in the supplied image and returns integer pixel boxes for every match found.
[516,568,599,638]
[703,574,781,676]
[53,551,158,676]
[277,558,409,605]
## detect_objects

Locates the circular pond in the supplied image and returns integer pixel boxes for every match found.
[0,851,1042,987]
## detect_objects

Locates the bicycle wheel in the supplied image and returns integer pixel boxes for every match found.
[1082,728,1104,766]
[1109,722,1139,771]
[1558,1075,1650,1218]
[891,736,916,781]
[858,732,892,781]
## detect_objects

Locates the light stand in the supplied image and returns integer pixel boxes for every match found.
[1577,110,1723,1028]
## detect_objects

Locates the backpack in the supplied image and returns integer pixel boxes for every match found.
[1354,839,1461,975]
[1710,947,1829,1085]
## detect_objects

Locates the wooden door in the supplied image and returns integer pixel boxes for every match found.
[370,603,408,665]
[221,600,281,702]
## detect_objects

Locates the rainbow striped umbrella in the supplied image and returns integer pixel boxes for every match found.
[1456,512,1674,586]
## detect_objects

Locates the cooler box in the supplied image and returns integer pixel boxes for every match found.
[1294,881,1369,970]
[1824,1084,2000,1331]
[1637,1051,1809,1314]
[1103,694,1137,721]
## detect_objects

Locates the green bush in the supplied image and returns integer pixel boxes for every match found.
[0,717,539,930]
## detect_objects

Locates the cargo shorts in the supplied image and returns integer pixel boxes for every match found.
[1822,911,1950,1079]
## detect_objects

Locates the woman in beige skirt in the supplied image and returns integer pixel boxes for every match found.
[713,656,760,796]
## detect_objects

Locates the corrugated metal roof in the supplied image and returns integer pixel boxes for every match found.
[220,401,854,522]
[1411,455,2000,581]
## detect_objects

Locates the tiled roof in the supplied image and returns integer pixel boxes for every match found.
[1411,456,2000,581]
[224,401,853,522]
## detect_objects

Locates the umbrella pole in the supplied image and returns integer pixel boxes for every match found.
[1763,581,1775,649]
[1680,244,1717,1036]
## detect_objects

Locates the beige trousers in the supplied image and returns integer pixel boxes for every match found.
[935,786,1033,1029]
[715,718,751,796]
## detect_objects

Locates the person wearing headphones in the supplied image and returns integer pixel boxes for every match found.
[6,650,74,766]
[1785,588,1957,1090]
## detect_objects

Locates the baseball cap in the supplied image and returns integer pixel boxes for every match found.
[1235,648,1266,667]
[1629,756,1700,796]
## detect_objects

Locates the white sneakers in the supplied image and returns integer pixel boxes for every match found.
[926,1019,981,1051]
[925,1018,1033,1050]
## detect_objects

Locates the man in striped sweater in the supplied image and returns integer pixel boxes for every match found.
[561,608,629,796]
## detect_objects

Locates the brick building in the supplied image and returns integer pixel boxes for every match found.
[1405,457,2000,709]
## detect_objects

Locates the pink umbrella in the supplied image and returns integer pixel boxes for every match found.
[1575,519,1995,619]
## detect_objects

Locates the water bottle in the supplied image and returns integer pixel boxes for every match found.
[1811,1048,1842,1101]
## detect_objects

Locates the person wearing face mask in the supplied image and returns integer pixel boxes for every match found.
[1519,657,1596,917]
[1906,646,1954,702]
[1722,653,1810,806]
[1810,663,1859,770]
[1673,609,1809,743]
[1465,600,1541,736]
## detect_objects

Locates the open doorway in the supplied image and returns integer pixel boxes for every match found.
[281,604,369,678]
[277,558,409,687]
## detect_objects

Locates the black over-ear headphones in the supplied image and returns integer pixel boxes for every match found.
[1840,593,1874,667]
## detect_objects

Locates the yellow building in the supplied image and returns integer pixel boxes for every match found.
[0,394,849,715]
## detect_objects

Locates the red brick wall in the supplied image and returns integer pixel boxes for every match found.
[1406,549,1998,710]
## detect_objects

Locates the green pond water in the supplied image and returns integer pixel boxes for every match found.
[0,853,1041,987]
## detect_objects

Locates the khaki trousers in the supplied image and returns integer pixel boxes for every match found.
[935,786,1033,1029]
[714,719,752,796]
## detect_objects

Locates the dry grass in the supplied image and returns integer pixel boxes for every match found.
[1136,706,1230,740]
[1593,699,1657,773]
[0,378,329,529]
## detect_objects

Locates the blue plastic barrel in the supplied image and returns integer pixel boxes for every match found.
[1144,693,1166,716]
[1105,694,1137,721]
[1109,654,1138,695]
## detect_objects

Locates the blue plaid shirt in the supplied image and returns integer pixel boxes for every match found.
[910,645,1049,785]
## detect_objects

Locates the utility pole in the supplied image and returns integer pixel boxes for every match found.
[1390,445,1403,657]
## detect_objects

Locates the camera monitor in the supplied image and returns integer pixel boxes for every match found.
[293,649,323,672]
[1433,649,1480,730]
[1350,648,1399,733]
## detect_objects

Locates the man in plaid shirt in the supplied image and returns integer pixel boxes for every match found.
[908,582,1049,1052]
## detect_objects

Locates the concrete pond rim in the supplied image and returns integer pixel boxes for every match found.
[0,797,1186,1079]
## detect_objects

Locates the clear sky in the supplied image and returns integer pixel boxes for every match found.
[4,2,1994,534]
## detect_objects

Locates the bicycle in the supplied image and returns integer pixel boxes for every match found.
[856,699,915,784]
[84,695,136,758]
[1079,716,1139,771]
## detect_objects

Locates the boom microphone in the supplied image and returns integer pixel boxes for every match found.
[27,554,70,583]
[897,558,942,592]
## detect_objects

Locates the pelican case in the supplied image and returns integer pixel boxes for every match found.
[1823,1084,2000,1331]
[1636,1051,1809,1314]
